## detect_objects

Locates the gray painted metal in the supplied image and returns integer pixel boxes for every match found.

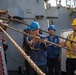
[0,0,76,71]
[8,8,24,18]
[0,0,48,70]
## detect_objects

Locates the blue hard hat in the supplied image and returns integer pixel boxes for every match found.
[48,25,56,31]
[26,26,31,30]
[30,22,40,30]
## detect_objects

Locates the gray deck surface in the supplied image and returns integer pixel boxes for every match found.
[8,71,27,75]
[8,71,66,75]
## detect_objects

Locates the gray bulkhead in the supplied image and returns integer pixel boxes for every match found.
[0,0,48,70]
[0,0,76,71]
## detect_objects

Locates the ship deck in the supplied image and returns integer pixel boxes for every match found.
[8,71,27,75]
[8,71,66,75]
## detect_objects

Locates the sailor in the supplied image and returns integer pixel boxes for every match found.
[60,18,76,75]
[46,25,61,75]
[24,21,47,75]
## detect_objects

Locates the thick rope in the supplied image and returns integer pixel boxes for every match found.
[0,9,76,43]
[0,16,76,44]
[0,23,76,53]
[0,26,45,75]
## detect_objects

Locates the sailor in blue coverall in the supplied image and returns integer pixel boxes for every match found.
[46,25,61,75]
[24,22,47,75]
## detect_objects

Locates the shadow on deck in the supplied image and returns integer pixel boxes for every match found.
[8,71,27,75]
[8,71,67,75]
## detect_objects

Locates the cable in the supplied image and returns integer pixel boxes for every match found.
[0,13,76,44]
[0,22,76,53]
[0,10,76,54]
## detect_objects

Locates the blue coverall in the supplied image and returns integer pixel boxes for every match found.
[24,34,47,75]
[46,35,61,75]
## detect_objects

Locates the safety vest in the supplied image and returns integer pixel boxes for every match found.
[66,32,76,58]
[46,35,60,58]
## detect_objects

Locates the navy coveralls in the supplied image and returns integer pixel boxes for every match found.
[46,35,61,75]
[24,34,47,75]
